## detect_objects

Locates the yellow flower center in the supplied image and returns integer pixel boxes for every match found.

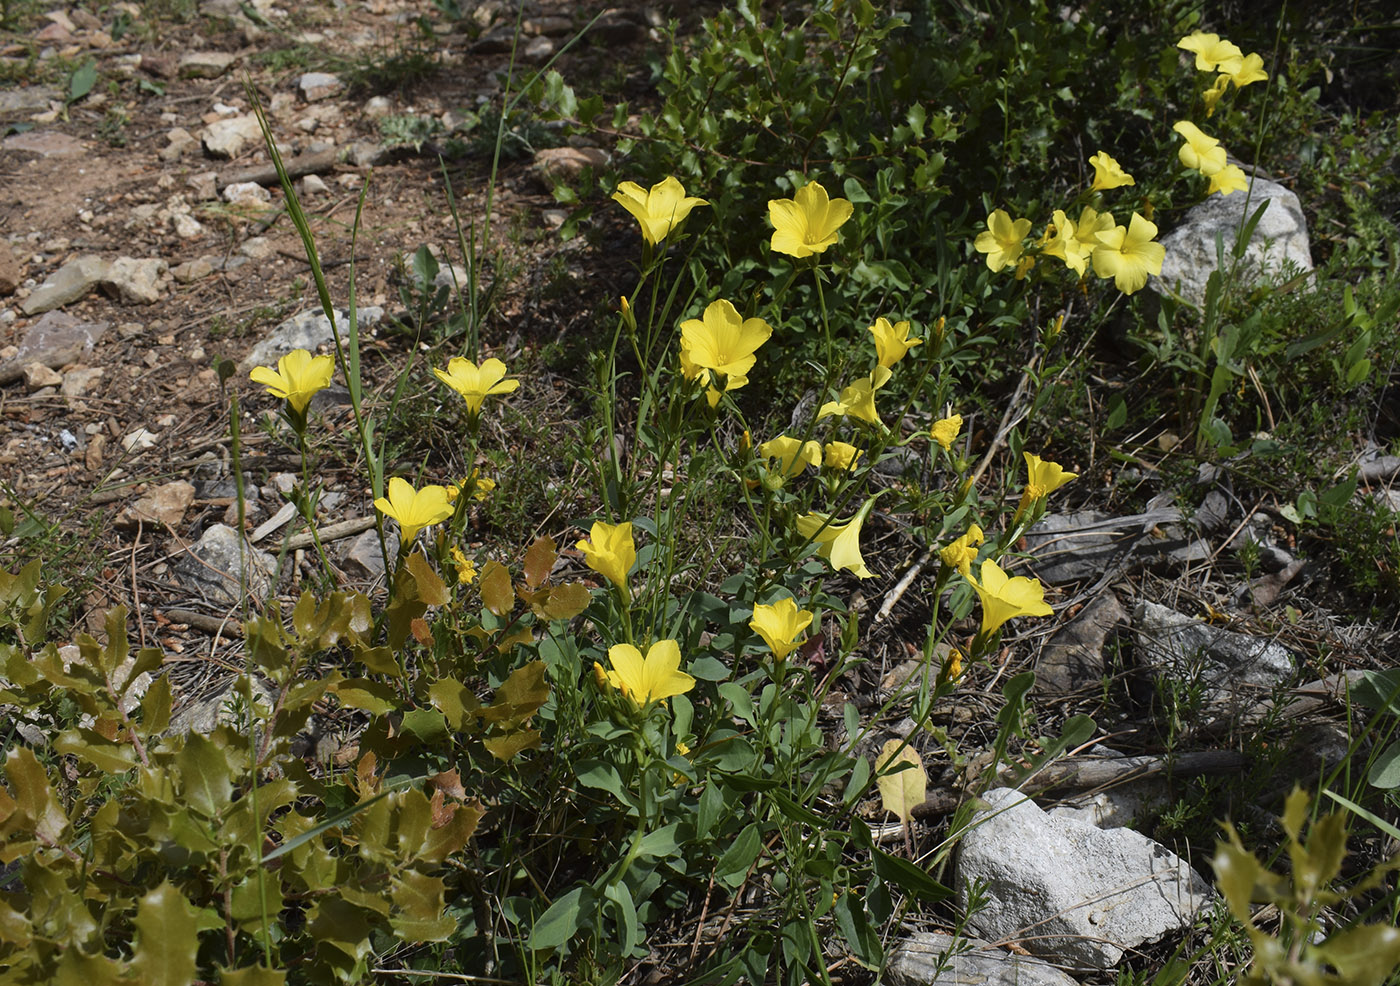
[1026,483,1046,501]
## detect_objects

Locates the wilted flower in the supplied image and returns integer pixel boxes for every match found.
[597,639,695,708]
[939,524,983,577]
[817,366,892,427]
[868,317,923,368]
[679,299,772,397]
[968,558,1053,636]
[612,176,708,246]
[1201,75,1231,116]
[433,357,519,423]
[768,181,853,258]
[249,348,335,414]
[749,596,815,661]
[576,520,637,590]
[796,496,879,578]
[974,209,1032,272]
[1089,151,1135,191]
[1043,209,1092,276]
[758,435,822,477]
[931,413,963,451]
[1093,212,1165,294]
[375,477,455,545]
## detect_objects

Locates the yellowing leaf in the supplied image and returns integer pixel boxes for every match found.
[523,535,558,589]
[480,560,514,616]
[875,739,926,825]
[405,551,449,606]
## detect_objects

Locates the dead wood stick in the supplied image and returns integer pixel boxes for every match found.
[279,515,376,552]
[219,148,341,190]
[1011,750,1249,795]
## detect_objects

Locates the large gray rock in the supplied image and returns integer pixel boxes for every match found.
[238,306,384,371]
[1133,600,1295,708]
[202,114,264,159]
[955,787,1212,970]
[886,931,1079,986]
[1037,590,1128,696]
[1019,506,1209,586]
[1151,175,1312,308]
[174,523,278,605]
[105,257,168,304]
[20,255,111,314]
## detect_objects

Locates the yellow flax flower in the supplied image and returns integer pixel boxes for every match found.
[768,180,854,258]
[931,413,963,451]
[817,366,892,427]
[433,357,519,421]
[1071,205,1115,260]
[1015,452,1077,522]
[248,348,335,414]
[1043,210,1092,276]
[1172,121,1227,175]
[1177,32,1244,75]
[823,441,863,471]
[576,520,636,590]
[942,647,964,683]
[450,547,477,585]
[447,469,495,503]
[868,317,923,368]
[375,477,455,545]
[939,523,983,577]
[1225,52,1268,88]
[749,596,815,662]
[597,639,695,708]
[974,209,1032,272]
[1092,212,1165,295]
[1089,151,1135,191]
[796,496,879,579]
[679,299,773,396]
[967,558,1053,637]
[1201,74,1231,116]
[1208,164,1249,196]
[758,435,822,478]
[611,176,708,246]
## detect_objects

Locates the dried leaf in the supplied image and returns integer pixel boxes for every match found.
[479,560,514,616]
[875,739,926,825]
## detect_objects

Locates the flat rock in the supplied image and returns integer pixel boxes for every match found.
[7,311,109,369]
[60,365,104,397]
[2,130,85,158]
[174,523,278,605]
[119,480,196,528]
[886,931,1079,986]
[533,146,609,182]
[0,86,59,116]
[172,257,215,283]
[1152,174,1313,308]
[223,181,272,206]
[298,71,342,101]
[20,255,111,314]
[1037,590,1128,696]
[23,363,62,391]
[170,675,277,734]
[1020,506,1210,585]
[202,114,264,159]
[104,257,167,305]
[178,50,237,78]
[342,527,397,579]
[160,126,199,162]
[238,306,384,371]
[1133,601,1296,709]
[239,236,275,260]
[956,787,1212,969]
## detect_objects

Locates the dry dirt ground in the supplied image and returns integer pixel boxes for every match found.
[0,0,670,660]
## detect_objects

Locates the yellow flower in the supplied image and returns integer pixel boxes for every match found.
[758,435,822,477]
[1092,212,1165,295]
[868,317,923,368]
[942,647,964,683]
[576,520,636,590]
[447,469,495,502]
[931,413,963,451]
[1225,52,1268,88]
[1071,206,1115,260]
[768,180,853,258]
[1201,75,1231,117]
[599,639,695,708]
[248,348,335,413]
[450,547,477,585]
[611,176,708,246]
[823,441,863,471]
[433,357,519,421]
[1177,32,1244,75]
[1207,163,1249,196]
[1088,151,1135,191]
[967,558,1053,637]
[1042,209,1092,276]
[939,523,983,577]
[679,299,773,395]
[796,496,878,579]
[374,477,455,545]
[974,209,1032,272]
[749,596,814,662]
[817,366,892,427]
[1014,452,1078,523]
[1172,121,1227,175]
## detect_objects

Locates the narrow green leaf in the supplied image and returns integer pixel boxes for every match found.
[529,885,593,950]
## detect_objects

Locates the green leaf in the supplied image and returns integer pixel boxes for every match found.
[604,881,639,955]
[428,676,479,730]
[481,660,549,728]
[68,60,97,103]
[142,673,172,735]
[870,847,951,902]
[575,760,632,806]
[332,678,399,716]
[390,871,455,942]
[54,730,137,774]
[482,729,541,761]
[529,885,594,950]
[1311,923,1400,986]
[714,822,762,888]
[6,748,68,842]
[178,732,234,817]
[834,889,882,969]
[637,822,682,860]
[129,882,200,986]
[480,560,514,616]
[220,966,288,985]
[1369,740,1400,789]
